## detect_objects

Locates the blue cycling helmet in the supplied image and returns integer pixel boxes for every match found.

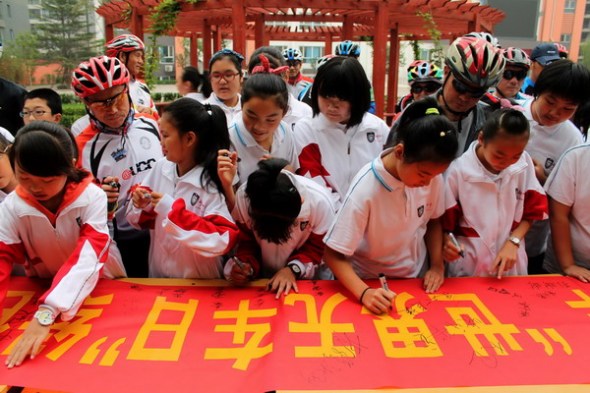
[282,48,303,62]
[335,40,361,57]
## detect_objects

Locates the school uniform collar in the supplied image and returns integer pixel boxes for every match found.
[315,113,348,133]
[231,116,287,149]
[161,159,204,186]
[209,93,241,111]
[370,148,405,192]
[462,141,528,181]
[15,171,94,225]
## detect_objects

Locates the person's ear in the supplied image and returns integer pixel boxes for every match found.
[477,130,484,145]
[185,131,198,147]
[393,143,404,160]
[53,113,62,123]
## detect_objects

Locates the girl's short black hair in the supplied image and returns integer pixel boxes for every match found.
[311,56,371,128]
[209,49,244,76]
[395,97,458,164]
[534,59,590,104]
[241,72,289,112]
[246,158,301,244]
[481,108,530,142]
[181,66,212,98]
[10,121,86,182]
[162,98,230,195]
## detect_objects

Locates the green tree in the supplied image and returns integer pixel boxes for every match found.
[34,0,101,85]
[0,33,39,84]
[580,40,590,70]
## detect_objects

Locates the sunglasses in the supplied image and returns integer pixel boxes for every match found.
[503,69,528,81]
[411,83,440,94]
[86,86,128,110]
[451,78,487,98]
[286,60,301,67]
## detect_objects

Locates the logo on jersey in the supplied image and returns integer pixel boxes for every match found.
[191,193,200,206]
[300,221,309,231]
[76,217,82,227]
[139,137,152,150]
[367,132,375,143]
[417,205,424,217]
[545,158,555,170]
[120,158,157,180]
[111,147,127,162]
[515,187,523,200]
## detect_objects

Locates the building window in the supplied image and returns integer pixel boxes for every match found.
[7,4,11,17]
[564,0,576,13]
[302,46,323,63]
[159,45,174,64]
[561,34,571,43]
[28,0,41,4]
[29,8,41,19]
[9,28,14,40]
[584,18,590,30]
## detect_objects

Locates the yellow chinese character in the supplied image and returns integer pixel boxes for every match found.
[128,296,198,362]
[363,292,443,358]
[0,290,35,334]
[430,293,521,357]
[204,300,276,370]
[566,289,590,316]
[286,293,356,358]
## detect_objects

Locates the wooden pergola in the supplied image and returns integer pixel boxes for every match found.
[97,0,504,118]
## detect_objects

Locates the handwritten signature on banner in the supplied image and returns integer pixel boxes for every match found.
[0,276,589,393]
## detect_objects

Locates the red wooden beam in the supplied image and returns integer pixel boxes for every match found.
[373,1,388,118]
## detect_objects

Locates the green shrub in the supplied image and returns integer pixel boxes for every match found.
[61,102,87,129]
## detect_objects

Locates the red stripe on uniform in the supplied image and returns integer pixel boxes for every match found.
[523,189,549,221]
[297,143,331,179]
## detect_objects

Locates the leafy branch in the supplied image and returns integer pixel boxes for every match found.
[417,10,443,65]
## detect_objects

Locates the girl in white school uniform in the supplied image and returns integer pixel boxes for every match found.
[225,158,336,298]
[1,122,125,368]
[0,133,17,203]
[205,49,245,125]
[127,98,239,279]
[442,109,548,278]
[324,98,458,315]
[218,57,299,210]
[294,56,389,209]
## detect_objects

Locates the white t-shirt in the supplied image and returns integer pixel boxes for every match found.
[543,144,590,272]
[324,149,446,279]
[523,98,584,257]
[206,93,242,126]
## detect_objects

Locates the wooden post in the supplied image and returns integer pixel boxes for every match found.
[372,2,388,118]
[325,35,333,55]
[190,33,198,67]
[105,22,114,42]
[254,14,266,48]
[130,9,144,42]
[232,0,246,56]
[386,26,399,125]
[342,15,353,40]
[203,22,212,68]
[213,26,222,52]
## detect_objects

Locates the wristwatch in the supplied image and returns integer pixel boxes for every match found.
[34,308,56,326]
[287,263,302,279]
[508,236,521,247]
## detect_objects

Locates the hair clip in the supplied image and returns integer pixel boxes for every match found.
[251,54,289,75]
[203,103,213,116]
[425,108,440,115]
[212,48,245,63]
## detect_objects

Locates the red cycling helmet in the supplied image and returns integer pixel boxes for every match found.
[445,36,505,88]
[105,34,145,58]
[71,56,130,99]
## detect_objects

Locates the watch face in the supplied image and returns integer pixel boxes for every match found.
[35,310,55,326]
[289,264,302,275]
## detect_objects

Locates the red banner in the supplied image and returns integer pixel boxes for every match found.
[1,275,590,392]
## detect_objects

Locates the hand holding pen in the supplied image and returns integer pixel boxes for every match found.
[359,273,395,315]
[443,232,465,261]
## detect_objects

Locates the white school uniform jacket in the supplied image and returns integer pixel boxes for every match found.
[283,94,312,130]
[543,144,590,273]
[442,142,548,277]
[205,93,242,126]
[294,112,389,209]
[229,116,300,184]
[324,150,446,279]
[126,159,239,278]
[0,190,8,204]
[523,99,584,257]
[233,171,336,278]
[0,175,125,321]
[76,113,163,235]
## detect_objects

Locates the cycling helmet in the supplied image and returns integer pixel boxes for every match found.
[105,34,145,58]
[554,42,569,59]
[502,47,531,69]
[71,56,130,99]
[464,31,501,48]
[335,40,361,57]
[407,60,443,85]
[282,48,303,62]
[445,36,506,88]
[317,54,337,68]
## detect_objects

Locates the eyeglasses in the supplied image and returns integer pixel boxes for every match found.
[86,86,128,110]
[503,69,528,81]
[451,78,487,98]
[20,110,49,118]
[286,60,301,67]
[411,83,440,95]
[210,71,240,82]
